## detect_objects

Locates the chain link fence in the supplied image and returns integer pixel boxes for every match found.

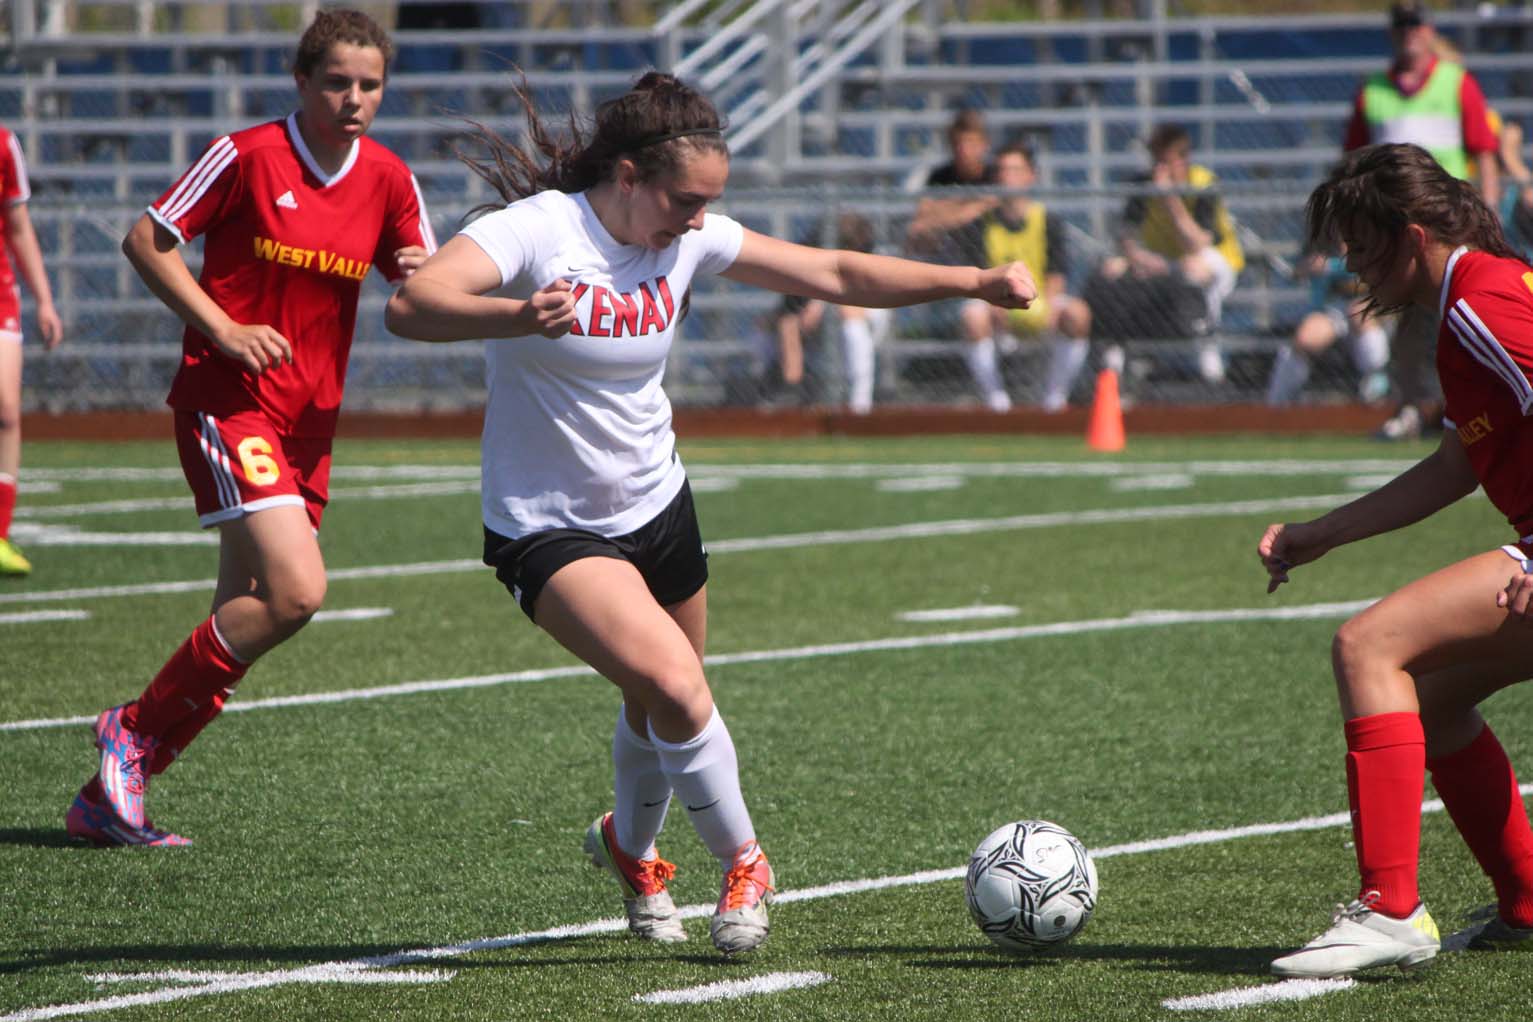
[19,176,1364,416]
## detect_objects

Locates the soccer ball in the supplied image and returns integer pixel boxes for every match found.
[964,819,1098,952]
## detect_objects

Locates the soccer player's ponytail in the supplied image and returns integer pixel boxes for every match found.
[1305,143,1519,316]
[458,71,727,219]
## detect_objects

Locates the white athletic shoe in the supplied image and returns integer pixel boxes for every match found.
[583,813,687,943]
[710,841,775,954]
[1271,894,1439,978]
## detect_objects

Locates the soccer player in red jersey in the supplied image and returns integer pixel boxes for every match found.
[1259,143,1533,977]
[66,9,435,846]
[0,123,64,575]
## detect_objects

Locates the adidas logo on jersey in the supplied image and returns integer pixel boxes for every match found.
[275,190,298,210]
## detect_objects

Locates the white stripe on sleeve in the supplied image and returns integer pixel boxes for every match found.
[5,132,29,204]
[1447,298,1533,415]
[157,136,238,227]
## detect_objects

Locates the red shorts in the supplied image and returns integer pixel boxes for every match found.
[174,409,333,530]
[0,283,20,342]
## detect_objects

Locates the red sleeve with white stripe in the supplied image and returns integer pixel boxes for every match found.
[0,129,30,206]
[1444,285,1533,416]
[148,135,242,244]
[372,171,437,282]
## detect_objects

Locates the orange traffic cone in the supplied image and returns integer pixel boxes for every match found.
[1086,368,1125,452]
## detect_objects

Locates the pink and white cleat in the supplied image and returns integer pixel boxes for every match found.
[66,778,189,847]
[94,704,158,829]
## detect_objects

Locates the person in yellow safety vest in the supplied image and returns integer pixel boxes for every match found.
[1095,122,1243,385]
[958,142,1092,412]
[1345,2,1501,441]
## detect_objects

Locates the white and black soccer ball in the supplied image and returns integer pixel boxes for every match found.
[964,819,1098,952]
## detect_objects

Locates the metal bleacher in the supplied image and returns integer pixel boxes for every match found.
[6,1,1533,411]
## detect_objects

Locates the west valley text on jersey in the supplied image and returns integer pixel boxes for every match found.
[252,235,370,281]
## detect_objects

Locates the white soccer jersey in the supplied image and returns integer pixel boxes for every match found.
[461,189,744,538]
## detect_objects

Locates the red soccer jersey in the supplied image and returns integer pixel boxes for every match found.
[1438,247,1533,540]
[152,114,435,436]
[0,125,31,332]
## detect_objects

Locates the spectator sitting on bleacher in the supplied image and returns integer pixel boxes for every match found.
[1264,250,1392,407]
[958,142,1091,413]
[1084,123,1244,386]
[1498,119,1533,259]
[905,107,994,266]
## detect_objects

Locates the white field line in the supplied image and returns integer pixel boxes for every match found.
[1162,978,1356,1011]
[12,790,1527,1022]
[86,968,453,986]
[14,481,478,520]
[24,459,1414,486]
[0,492,1351,608]
[634,971,832,1005]
[0,610,89,625]
[310,608,394,623]
[1109,473,1193,491]
[15,457,1421,520]
[897,605,1019,622]
[9,524,216,547]
[0,599,1375,733]
[877,475,965,492]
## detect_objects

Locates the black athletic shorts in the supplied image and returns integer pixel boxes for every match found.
[482,480,709,621]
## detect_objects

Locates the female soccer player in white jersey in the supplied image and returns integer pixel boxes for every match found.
[384,72,1036,954]
[1260,143,1533,978]
[0,122,64,576]
[66,9,435,846]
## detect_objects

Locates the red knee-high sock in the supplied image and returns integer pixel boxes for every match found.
[124,616,248,759]
[149,680,241,775]
[1428,724,1533,927]
[1345,711,1426,917]
[0,473,16,538]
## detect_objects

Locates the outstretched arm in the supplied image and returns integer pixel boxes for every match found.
[721,228,1036,309]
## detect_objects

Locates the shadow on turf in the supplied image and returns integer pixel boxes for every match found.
[825,943,1286,974]
[0,827,81,849]
[0,933,761,978]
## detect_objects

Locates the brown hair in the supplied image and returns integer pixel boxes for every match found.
[1146,123,1190,159]
[459,71,727,216]
[994,141,1036,171]
[293,9,393,78]
[1306,143,1518,315]
[947,107,988,142]
[835,213,876,253]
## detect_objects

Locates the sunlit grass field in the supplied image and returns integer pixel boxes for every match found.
[4,432,1531,1021]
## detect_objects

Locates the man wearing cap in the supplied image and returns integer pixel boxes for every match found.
[1344,2,1500,440]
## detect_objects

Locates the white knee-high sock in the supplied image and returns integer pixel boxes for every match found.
[1042,336,1089,412]
[1353,325,1390,375]
[612,706,672,859]
[964,337,1010,410]
[649,707,756,866]
[1265,344,1310,405]
[841,316,876,414]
